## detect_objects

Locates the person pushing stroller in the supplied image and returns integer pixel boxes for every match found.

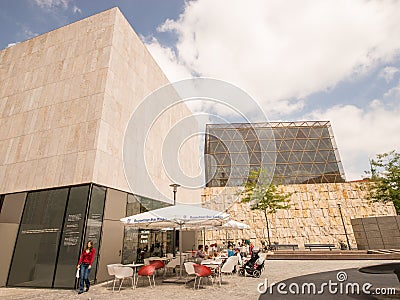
[239,247,265,278]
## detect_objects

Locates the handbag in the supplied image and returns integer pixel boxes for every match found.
[76,267,80,278]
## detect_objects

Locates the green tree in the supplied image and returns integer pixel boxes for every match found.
[366,151,400,214]
[240,169,291,247]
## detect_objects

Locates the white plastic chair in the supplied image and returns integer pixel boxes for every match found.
[221,256,238,275]
[237,253,243,266]
[113,266,134,292]
[165,257,179,275]
[184,262,196,285]
[166,253,174,259]
[106,264,123,290]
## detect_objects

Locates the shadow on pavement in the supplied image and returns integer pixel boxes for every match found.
[258,267,399,299]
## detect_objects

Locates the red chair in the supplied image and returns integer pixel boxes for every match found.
[193,264,213,289]
[136,265,156,288]
[150,260,166,276]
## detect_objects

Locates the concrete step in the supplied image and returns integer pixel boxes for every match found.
[368,249,400,254]
[266,250,400,260]
[272,250,367,254]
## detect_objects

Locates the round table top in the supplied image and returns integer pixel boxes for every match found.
[123,263,144,268]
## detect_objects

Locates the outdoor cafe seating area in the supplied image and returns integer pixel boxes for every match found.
[103,203,258,292]
[106,248,249,292]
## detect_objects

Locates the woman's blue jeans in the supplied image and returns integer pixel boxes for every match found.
[79,263,91,292]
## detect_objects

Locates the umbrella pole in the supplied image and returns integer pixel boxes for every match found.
[179,224,183,278]
[203,228,206,246]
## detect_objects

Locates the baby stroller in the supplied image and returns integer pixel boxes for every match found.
[239,248,265,278]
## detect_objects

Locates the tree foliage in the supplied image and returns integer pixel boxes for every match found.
[366,151,400,214]
[240,169,292,245]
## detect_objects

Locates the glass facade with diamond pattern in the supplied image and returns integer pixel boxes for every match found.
[205,121,345,187]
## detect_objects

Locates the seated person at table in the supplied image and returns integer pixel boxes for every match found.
[204,245,210,257]
[227,245,235,257]
[213,251,221,259]
[196,245,206,261]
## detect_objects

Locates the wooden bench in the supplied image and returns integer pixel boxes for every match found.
[273,244,299,251]
[304,244,335,251]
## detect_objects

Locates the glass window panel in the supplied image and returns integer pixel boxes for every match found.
[305,139,319,150]
[281,152,290,163]
[229,141,240,152]
[255,128,274,140]
[319,139,334,150]
[122,227,140,264]
[285,139,295,150]
[321,127,330,139]
[327,151,337,162]
[53,185,90,288]
[287,153,299,164]
[279,141,290,151]
[296,128,308,138]
[246,141,258,152]
[301,152,314,163]
[83,185,106,283]
[325,162,340,173]
[284,128,296,139]
[250,153,261,165]
[0,194,4,214]
[291,151,303,162]
[127,194,141,216]
[314,152,326,162]
[208,141,217,152]
[309,127,324,138]
[8,188,69,287]
[215,142,227,153]
[220,154,231,166]
[292,141,304,151]
[273,128,285,139]
[243,129,255,140]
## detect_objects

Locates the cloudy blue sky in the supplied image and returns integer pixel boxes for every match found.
[1,0,400,180]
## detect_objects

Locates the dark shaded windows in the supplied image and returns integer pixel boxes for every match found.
[7,184,105,288]
[53,185,90,288]
[8,188,69,287]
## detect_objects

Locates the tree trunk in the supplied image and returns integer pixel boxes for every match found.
[264,210,271,247]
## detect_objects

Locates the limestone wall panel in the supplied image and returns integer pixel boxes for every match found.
[201,182,396,249]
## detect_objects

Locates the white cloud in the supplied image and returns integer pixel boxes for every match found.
[21,25,39,39]
[304,95,400,181]
[146,0,400,117]
[34,0,70,9]
[145,38,193,82]
[379,66,400,83]
[72,5,81,14]
[34,0,81,14]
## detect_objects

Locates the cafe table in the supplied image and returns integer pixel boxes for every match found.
[201,259,223,286]
[123,263,144,288]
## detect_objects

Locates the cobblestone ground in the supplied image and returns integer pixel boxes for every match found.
[0,260,398,300]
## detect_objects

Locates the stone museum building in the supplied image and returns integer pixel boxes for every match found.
[0,8,200,288]
[0,7,397,290]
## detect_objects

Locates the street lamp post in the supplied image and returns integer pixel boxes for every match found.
[170,183,180,257]
[338,203,351,250]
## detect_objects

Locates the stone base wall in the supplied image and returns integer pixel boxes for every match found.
[351,216,400,249]
[200,182,396,249]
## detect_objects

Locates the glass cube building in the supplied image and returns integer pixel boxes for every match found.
[205,121,345,187]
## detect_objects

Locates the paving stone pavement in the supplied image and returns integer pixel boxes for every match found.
[0,260,398,300]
